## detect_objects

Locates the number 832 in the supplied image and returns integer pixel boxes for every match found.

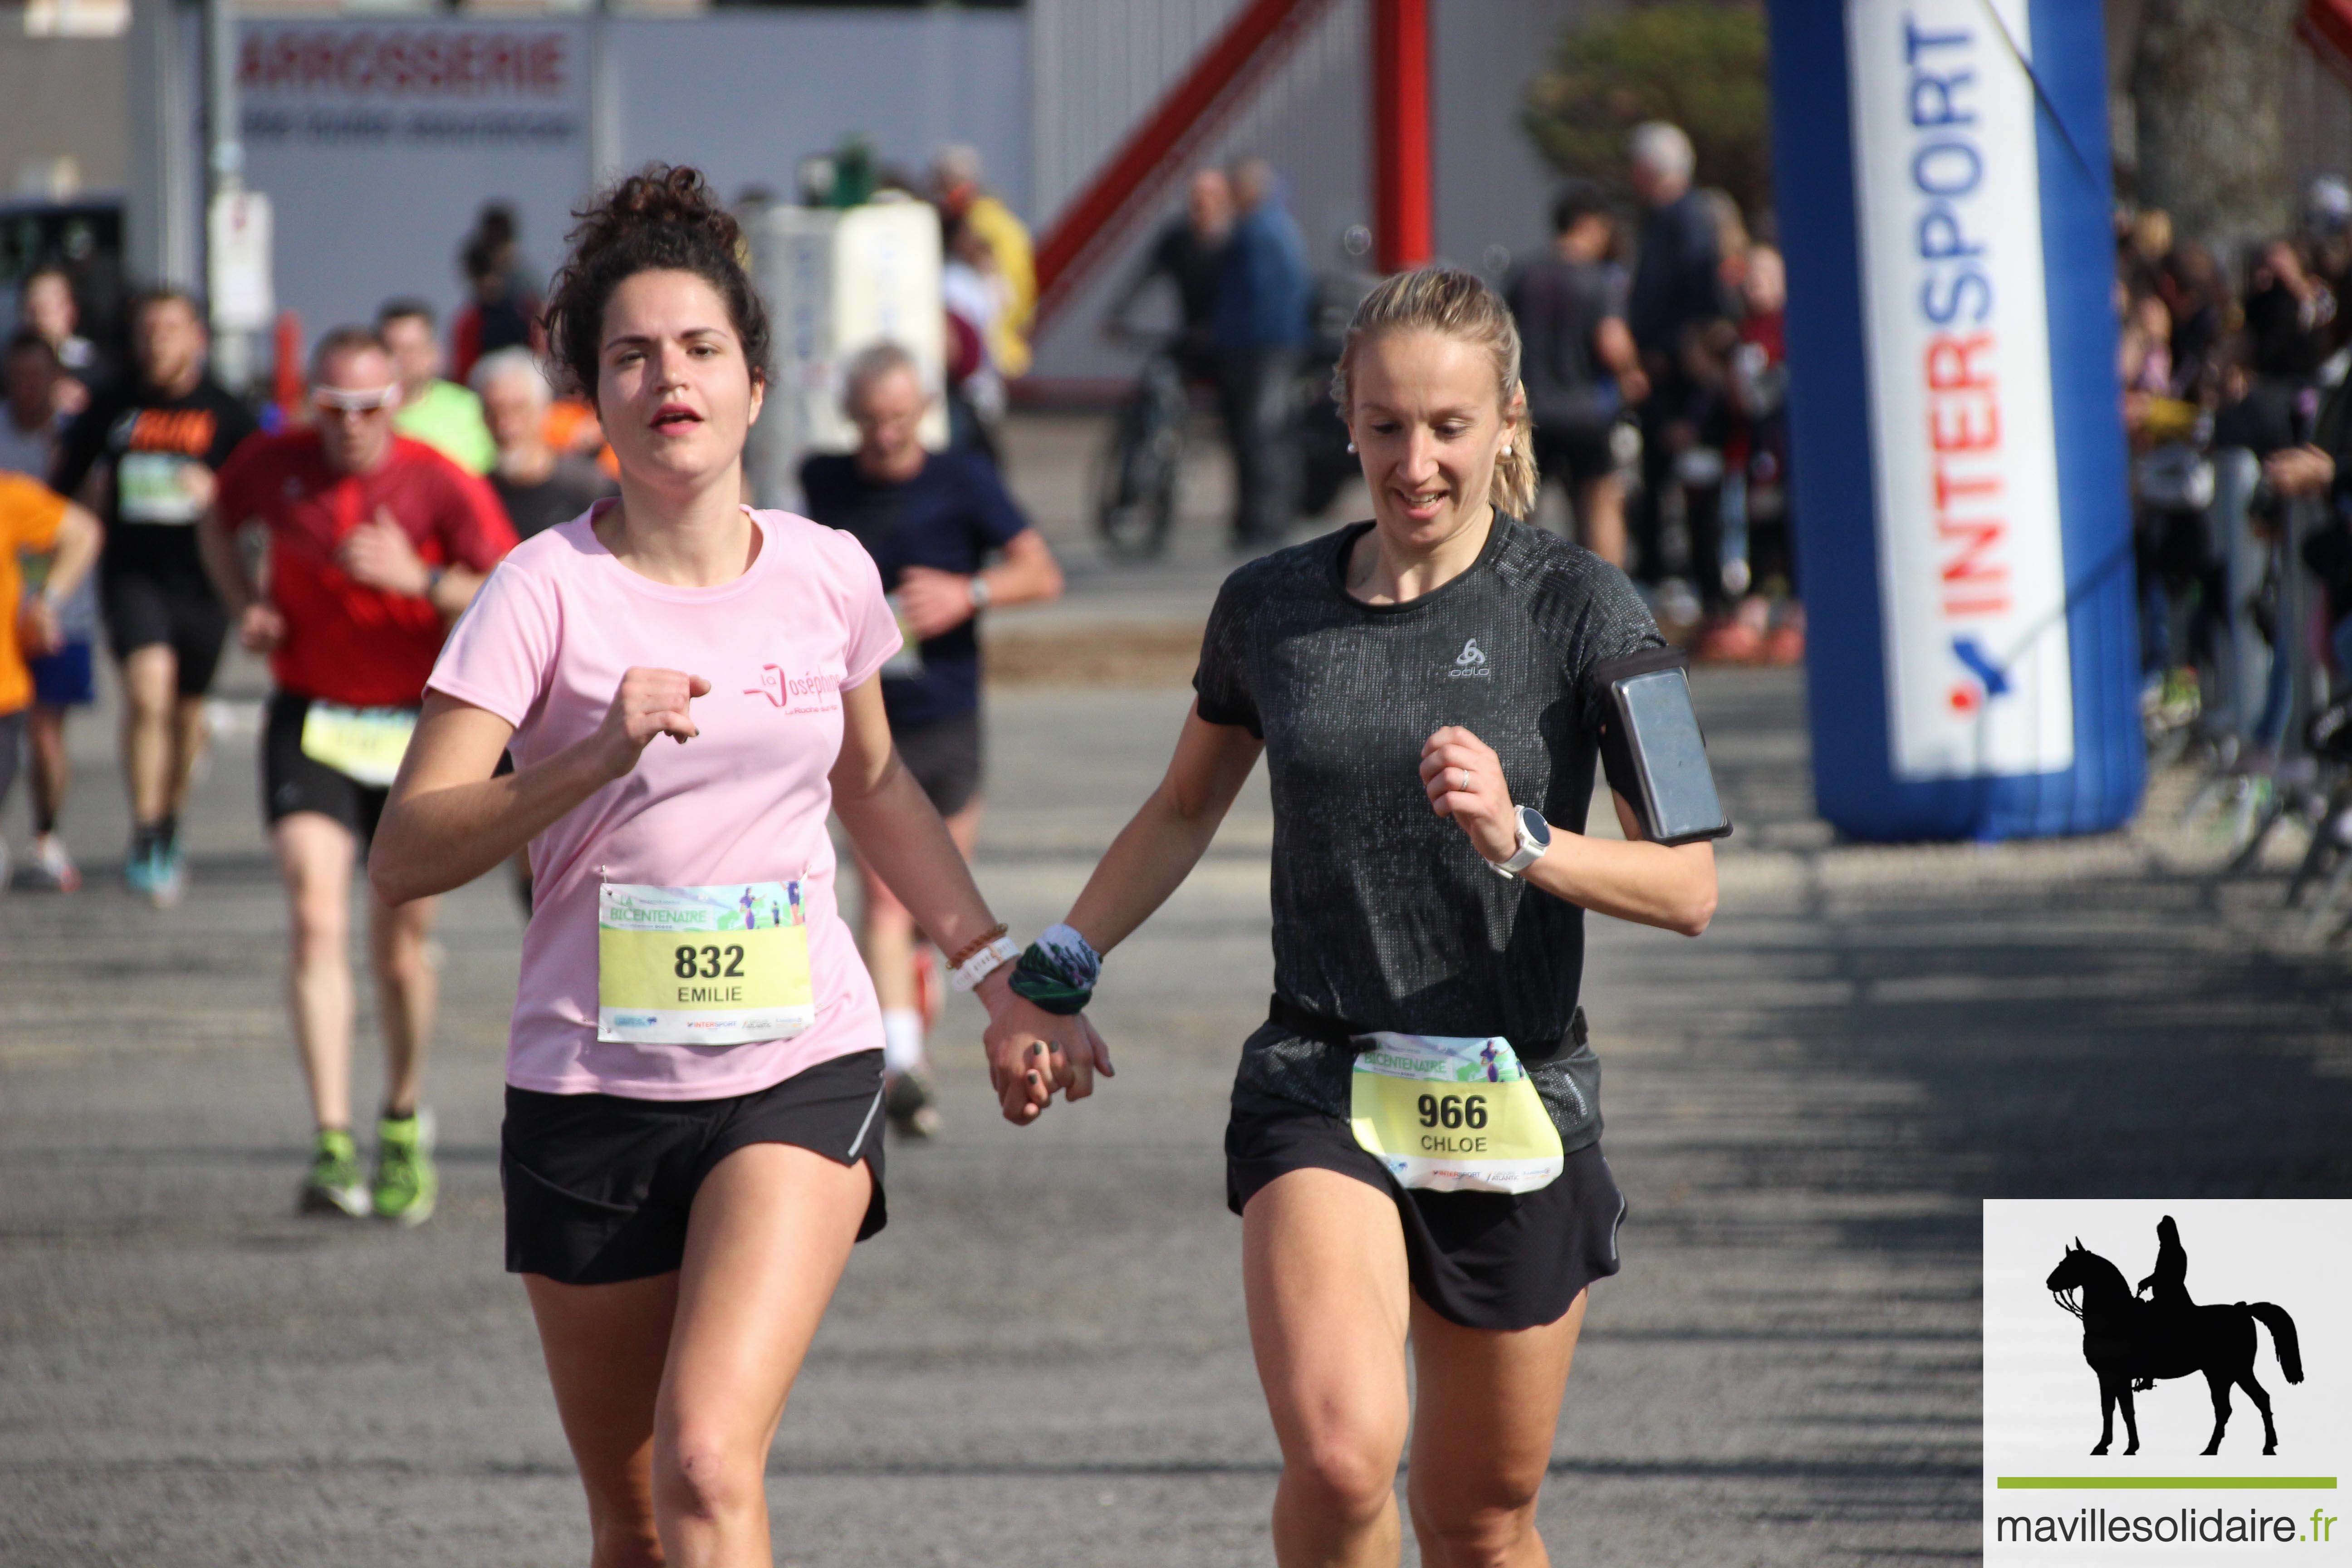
[673,944,747,980]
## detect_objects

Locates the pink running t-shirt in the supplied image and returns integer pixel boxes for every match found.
[426,506,901,1100]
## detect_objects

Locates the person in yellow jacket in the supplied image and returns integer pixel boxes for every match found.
[934,145,1034,379]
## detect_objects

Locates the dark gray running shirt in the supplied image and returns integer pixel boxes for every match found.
[1195,516,1662,1146]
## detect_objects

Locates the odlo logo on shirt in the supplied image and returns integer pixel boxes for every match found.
[1448,638,1493,679]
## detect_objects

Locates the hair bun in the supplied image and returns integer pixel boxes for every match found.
[574,165,742,262]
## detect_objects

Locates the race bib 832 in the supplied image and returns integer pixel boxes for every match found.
[597,881,814,1045]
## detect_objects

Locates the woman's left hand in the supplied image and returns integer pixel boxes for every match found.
[1420,725,1517,865]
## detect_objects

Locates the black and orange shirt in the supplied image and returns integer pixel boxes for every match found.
[215,430,517,708]
[53,377,258,588]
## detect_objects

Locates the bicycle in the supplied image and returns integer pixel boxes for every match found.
[1092,341,1195,559]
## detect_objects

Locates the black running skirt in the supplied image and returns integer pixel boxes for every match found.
[503,1049,887,1285]
[1225,1085,1625,1332]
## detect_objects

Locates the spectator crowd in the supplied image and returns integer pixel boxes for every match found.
[2116,177,2352,764]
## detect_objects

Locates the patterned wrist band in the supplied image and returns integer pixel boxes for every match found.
[1007,935,1096,1015]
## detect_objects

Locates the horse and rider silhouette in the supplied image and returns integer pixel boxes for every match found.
[2045,1217,2303,1456]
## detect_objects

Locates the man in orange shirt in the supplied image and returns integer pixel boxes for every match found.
[198,325,515,1225]
[0,472,101,892]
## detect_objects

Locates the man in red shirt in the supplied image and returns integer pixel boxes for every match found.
[198,325,516,1225]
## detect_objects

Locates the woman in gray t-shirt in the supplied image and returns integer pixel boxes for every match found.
[1014,269,1719,1566]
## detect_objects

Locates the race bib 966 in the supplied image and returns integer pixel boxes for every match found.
[1349,1033,1565,1194]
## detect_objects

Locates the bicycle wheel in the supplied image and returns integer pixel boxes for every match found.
[1095,373,1185,559]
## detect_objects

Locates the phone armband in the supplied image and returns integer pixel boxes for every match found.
[1589,648,1732,847]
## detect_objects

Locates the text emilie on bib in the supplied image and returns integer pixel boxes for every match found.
[598,881,814,1045]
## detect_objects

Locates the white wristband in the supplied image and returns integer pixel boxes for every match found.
[951,934,1021,992]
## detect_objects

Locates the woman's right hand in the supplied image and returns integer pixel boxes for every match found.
[593,666,713,779]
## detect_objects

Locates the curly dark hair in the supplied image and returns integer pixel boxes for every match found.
[544,163,770,400]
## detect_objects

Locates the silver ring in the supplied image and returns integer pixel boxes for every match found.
[1455,768,1469,792]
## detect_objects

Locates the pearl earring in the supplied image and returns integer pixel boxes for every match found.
[1346,441,1357,453]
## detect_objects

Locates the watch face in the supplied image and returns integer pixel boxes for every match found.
[1517,804,1551,846]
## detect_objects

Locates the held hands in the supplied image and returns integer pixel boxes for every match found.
[593,666,713,780]
[895,565,979,638]
[977,968,1115,1126]
[1420,726,1518,865]
[337,507,434,597]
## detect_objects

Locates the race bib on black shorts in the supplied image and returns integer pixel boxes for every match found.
[1348,1033,1564,1194]
[299,703,417,789]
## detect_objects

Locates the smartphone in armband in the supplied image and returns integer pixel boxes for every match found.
[1590,648,1732,846]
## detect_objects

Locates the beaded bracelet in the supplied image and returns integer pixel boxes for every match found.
[945,923,1009,971]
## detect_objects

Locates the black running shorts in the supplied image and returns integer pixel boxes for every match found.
[102,571,230,696]
[1534,423,1618,491]
[502,1049,889,1285]
[261,692,402,850]
[892,709,984,818]
[1225,1086,1625,1332]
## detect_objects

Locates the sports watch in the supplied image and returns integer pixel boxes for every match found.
[1490,804,1551,879]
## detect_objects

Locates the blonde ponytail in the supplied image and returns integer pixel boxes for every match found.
[1332,265,1539,520]
[1492,435,1539,521]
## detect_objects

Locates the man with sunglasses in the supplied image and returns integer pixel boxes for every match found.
[52,288,260,904]
[197,325,516,1224]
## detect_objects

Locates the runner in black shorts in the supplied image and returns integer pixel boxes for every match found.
[52,288,258,904]
[1506,180,1646,569]
[1017,268,1719,1567]
[197,324,516,1225]
[801,341,1063,1137]
[368,165,1087,1565]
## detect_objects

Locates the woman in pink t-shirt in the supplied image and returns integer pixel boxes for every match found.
[369,166,1104,1563]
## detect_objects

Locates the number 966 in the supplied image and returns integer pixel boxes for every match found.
[1416,1092,1488,1130]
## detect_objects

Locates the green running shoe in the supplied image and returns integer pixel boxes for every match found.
[299,1128,368,1217]
[371,1109,438,1227]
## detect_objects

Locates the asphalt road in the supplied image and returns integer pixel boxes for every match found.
[5,584,2349,1566]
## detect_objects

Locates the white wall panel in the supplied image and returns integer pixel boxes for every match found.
[620,10,1028,224]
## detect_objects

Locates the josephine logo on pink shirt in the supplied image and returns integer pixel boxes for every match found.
[743,664,839,713]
